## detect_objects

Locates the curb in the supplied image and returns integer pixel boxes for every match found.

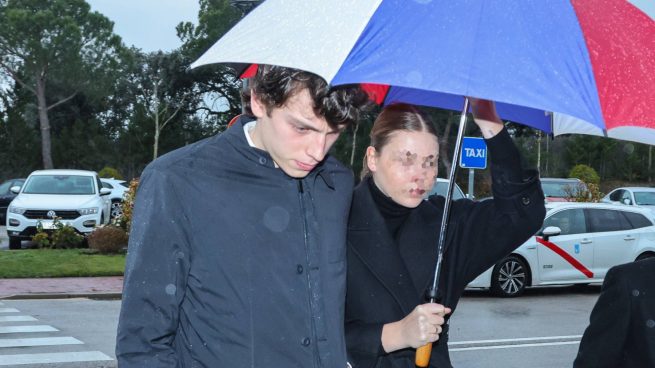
[1,292,122,300]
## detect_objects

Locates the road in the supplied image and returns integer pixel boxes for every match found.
[0,226,7,250]
[0,298,119,367]
[449,287,599,368]
[0,287,602,367]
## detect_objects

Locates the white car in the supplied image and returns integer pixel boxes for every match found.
[6,169,111,249]
[468,202,655,297]
[429,178,466,199]
[100,178,129,219]
[602,187,655,217]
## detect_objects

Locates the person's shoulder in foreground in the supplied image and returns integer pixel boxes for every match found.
[574,257,655,368]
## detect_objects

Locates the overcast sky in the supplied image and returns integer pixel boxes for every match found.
[86,0,200,52]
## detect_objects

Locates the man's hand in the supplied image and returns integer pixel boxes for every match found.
[469,98,504,139]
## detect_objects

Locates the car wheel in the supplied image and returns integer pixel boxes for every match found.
[491,255,528,297]
[8,237,21,250]
[636,253,655,262]
[110,200,123,220]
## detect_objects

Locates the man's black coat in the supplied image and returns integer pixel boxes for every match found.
[116,116,354,367]
[345,130,546,368]
[574,257,655,368]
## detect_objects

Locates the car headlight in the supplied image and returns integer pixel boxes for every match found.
[78,207,99,215]
[8,206,26,215]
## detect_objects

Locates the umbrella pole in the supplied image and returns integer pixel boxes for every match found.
[416,97,470,367]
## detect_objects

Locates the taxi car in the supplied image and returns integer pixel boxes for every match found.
[468,202,655,296]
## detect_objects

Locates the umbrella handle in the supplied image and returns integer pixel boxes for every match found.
[415,342,432,367]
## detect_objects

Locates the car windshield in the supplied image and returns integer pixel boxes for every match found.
[541,182,582,197]
[23,175,96,195]
[634,191,655,205]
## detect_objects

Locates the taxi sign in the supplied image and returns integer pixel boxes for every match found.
[459,137,487,169]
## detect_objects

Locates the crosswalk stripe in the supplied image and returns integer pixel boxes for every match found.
[0,351,113,365]
[0,336,83,348]
[0,325,59,334]
[0,316,37,323]
[0,309,19,313]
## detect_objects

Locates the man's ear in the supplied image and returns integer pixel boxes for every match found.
[250,91,266,119]
[366,146,378,173]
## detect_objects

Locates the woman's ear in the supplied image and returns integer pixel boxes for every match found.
[366,146,378,173]
[250,91,266,119]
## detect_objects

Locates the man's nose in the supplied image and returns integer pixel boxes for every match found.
[307,133,327,162]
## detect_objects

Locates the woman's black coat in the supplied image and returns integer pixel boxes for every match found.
[345,130,546,368]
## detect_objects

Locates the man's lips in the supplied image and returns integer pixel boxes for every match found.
[296,161,317,171]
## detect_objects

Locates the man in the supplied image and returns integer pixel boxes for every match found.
[116,65,369,367]
[574,257,655,368]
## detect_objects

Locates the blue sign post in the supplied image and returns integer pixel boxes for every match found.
[459,137,487,199]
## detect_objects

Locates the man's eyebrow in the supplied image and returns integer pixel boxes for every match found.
[289,116,321,132]
[290,115,342,134]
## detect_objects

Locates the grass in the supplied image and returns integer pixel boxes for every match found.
[0,249,125,278]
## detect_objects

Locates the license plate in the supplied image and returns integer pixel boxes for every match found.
[39,221,56,230]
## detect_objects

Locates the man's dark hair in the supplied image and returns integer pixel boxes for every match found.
[241,65,370,129]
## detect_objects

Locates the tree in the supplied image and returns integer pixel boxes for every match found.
[127,51,190,160]
[177,0,243,130]
[0,0,123,168]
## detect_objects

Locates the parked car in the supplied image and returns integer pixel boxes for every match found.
[0,178,25,223]
[468,202,655,297]
[429,178,466,200]
[100,178,129,219]
[601,187,655,217]
[541,177,588,202]
[5,169,111,249]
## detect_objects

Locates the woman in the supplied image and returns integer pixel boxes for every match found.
[345,100,546,367]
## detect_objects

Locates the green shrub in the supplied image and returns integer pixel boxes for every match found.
[566,164,603,202]
[569,164,600,186]
[32,218,85,249]
[32,232,50,248]
[98,166,123,180]
[87,225,128,254]
[115,178,139,234]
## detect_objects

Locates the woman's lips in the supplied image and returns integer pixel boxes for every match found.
[409,188,426,196]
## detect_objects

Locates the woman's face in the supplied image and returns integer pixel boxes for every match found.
[367,130,439,208]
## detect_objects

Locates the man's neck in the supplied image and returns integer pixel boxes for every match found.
[243,121,259,148]
[243,121,279,168]
[248,122,266,151]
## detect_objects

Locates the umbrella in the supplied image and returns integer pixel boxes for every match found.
[191,0,654,365]
[192,0,655,144]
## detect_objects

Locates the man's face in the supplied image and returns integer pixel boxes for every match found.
[250,88,343,178]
